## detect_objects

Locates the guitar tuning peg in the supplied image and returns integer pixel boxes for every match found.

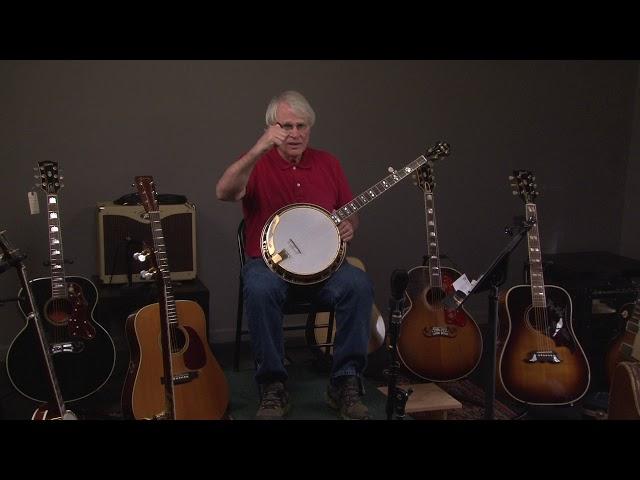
[387,166,395,173]
[33,167,39,172]
[33,175,39,179]
[59,175,64,180]
[512,191,518,195]
[140,268,157,280]
[133,251,148,262]
[508,175,515,180]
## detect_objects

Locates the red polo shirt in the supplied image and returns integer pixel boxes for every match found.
[242,146,354,257]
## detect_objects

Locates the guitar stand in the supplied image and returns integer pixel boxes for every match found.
[449,219,534,420]
[384,290,413,420]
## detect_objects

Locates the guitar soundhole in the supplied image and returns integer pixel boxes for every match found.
[44,298,72,326]
[425,287,446,307]
[164,326,187,354]
[525,303,573,347]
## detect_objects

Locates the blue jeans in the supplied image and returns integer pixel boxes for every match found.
[242,257,374,386]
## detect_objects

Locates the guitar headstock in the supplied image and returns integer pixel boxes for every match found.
[510,170,538,204]
[35,161,64,194]
[425,141,450,161]
[133,176,161,281]
[134,176,159,213]
[415,162,436,193]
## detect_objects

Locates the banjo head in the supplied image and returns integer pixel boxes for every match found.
[261,204,345,284]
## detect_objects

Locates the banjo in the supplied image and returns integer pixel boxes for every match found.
[261,142,451,284]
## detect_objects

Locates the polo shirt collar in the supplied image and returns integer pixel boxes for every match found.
[271,147,313,170]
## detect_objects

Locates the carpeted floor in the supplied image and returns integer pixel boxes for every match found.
[226,359,390,420]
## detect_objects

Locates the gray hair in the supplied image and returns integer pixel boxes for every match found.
[265,90,316,127]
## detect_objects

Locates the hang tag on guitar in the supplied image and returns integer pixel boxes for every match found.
[28,191,40,215]
[452,274,477,295]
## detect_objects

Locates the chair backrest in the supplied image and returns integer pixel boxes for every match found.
[237,219,247,269]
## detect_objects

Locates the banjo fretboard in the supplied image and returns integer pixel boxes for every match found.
[331,155,428,224]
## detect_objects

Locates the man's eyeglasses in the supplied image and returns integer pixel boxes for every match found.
[277,122,308,133]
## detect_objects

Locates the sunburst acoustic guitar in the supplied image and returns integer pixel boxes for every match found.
[497,170,590,405]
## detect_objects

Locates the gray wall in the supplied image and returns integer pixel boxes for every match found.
[1,60,638,353]
[621,63,640,259]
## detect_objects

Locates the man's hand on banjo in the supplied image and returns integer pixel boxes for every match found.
[338,219,355,243]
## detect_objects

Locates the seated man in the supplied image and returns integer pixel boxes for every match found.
[216,90,374,420]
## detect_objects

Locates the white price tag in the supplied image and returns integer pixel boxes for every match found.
[452,274,477,295]
[28,191,40,215]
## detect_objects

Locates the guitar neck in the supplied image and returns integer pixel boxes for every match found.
[424,189,442,287]
[46,194,67,299]
[148,210,176,419]
[331,155,428,223]
[17,261,68,416]
[526,203,547,308]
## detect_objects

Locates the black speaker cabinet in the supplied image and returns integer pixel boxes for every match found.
[541,251,640,391]
[97,201,197,284]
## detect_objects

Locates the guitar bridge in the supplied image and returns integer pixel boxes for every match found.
[423,326,457,338]
[161,371,199,385]
[50,341,85,355]
[526,351,561,363]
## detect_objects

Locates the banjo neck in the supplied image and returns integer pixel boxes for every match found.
[330,155,429,225]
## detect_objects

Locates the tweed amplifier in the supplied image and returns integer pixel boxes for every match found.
[97,201,197,284]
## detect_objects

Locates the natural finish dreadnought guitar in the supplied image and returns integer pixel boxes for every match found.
[6,161,115,403]
[397,158,483,382]
[497,170,590,405]
[0,230,77,420]
[121,176,229,420]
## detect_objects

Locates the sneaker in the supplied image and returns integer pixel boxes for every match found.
[326,375,370,420]
[255,381,291,420]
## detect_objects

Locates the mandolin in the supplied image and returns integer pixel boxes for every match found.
[497,170,590,405]
[1,230,77,420]
[121,176,229,420]
[6,161,115,403]
[397,159,483,382]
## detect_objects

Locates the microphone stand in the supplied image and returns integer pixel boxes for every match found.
[385,287,413,420]
[446,218,534,419]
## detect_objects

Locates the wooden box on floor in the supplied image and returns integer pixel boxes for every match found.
[378,383,462,420]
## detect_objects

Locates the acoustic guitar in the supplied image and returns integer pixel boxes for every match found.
[121,176,229,420]
[607,321,640,419]
[0,230,77,420]
[397,160,483,382]
[6,161,115,403]
[497,170,590,405]
[307,256,385,356]
[605,300,639,386]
